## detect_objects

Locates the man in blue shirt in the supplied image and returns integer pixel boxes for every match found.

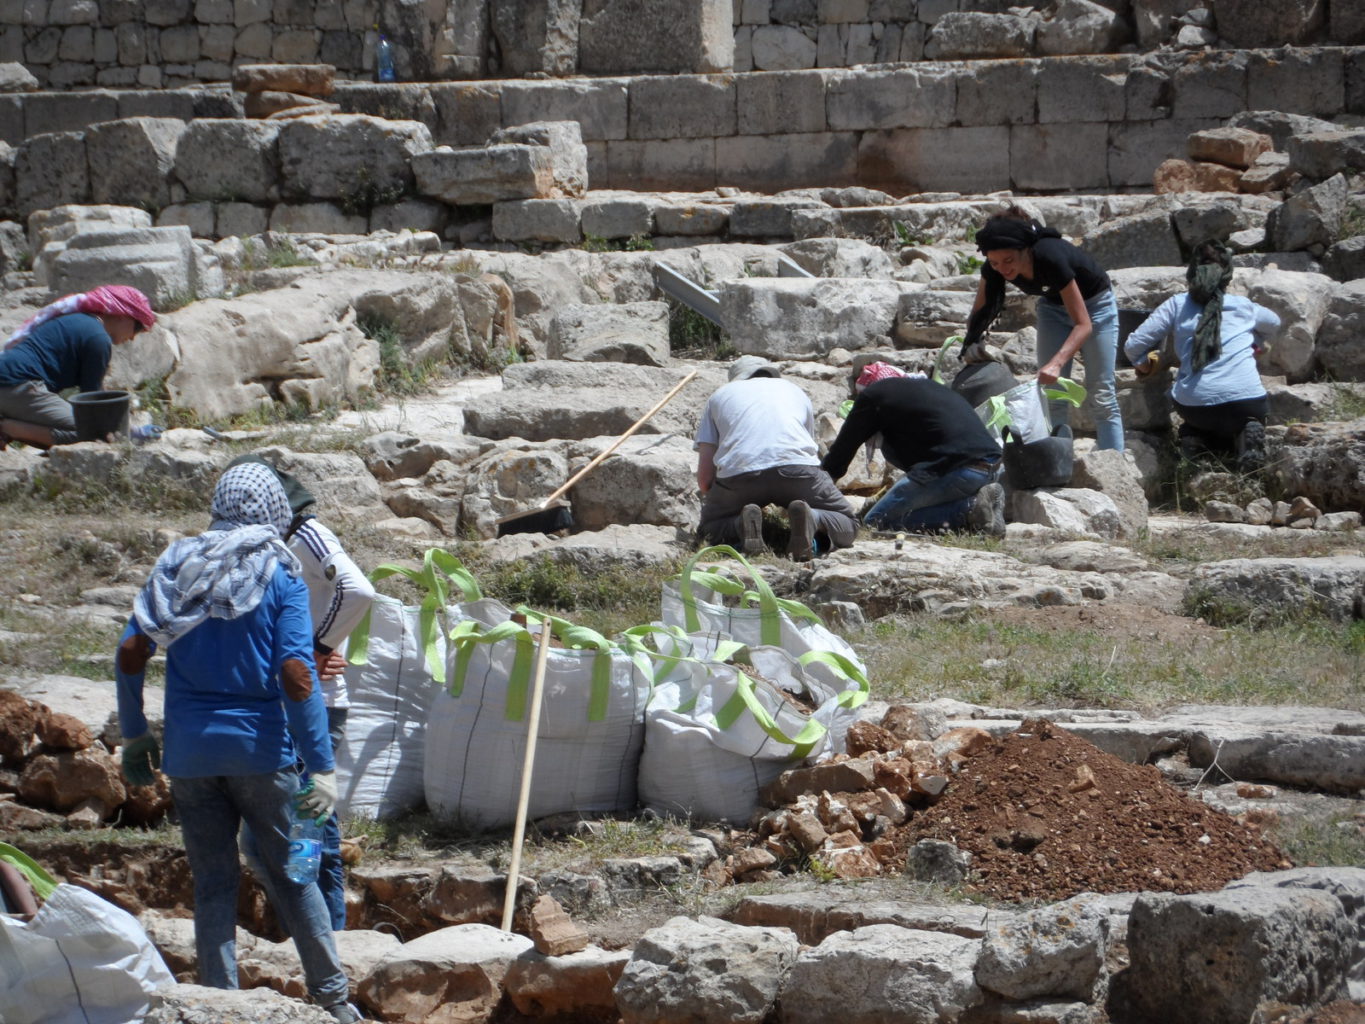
[116,462,365,1024]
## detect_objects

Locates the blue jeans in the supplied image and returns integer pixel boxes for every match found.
[242,706,349,931]
[1036,290,1123,451]
[171,771,350,1007]
[865,459,999,532]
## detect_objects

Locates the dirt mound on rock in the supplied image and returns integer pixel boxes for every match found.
[897,718,1288,902]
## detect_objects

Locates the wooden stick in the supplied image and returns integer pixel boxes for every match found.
[538,368,699,508]
[500,620,554,931]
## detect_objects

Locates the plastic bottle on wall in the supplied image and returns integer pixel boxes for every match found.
[375,29,396,82]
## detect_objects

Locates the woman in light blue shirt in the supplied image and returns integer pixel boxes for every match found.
[1124,241,1280,473]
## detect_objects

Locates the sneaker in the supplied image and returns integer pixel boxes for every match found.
[966,482,1006,538]
[740,503,766,555]
[787,500,815,561]
[325,1002,366,1024]
[1236,421,1266,474]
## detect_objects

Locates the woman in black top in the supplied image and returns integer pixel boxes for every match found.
[962,207,1123,451]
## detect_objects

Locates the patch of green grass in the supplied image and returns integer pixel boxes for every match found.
[893,221,934,247]
[358,311,445,399]
[1271,812,1365,868]
[667,298,733,361]
[954,250,983,275]
[339,169,406,217]
[1322,384,1365,422]
[242,237,315,271]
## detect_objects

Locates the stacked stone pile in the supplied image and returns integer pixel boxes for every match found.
[232,62,338,120]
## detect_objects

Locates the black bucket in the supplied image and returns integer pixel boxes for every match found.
[951,361,1018,409]
[1003,424,1074,490]
[69,390,131,442]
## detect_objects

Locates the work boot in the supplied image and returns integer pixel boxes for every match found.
[966,482,1006,539]
[787,500,815,561]
[326,1002,368,1024]
[740,503,767,555]
[1236,421,1266,474]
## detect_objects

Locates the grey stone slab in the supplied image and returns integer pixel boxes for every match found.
[580,194,655,238]
[1037,54,1129,124]
[727,195,827,237]
[1107,117,1220,188]
[955,58,1038,126]
[430,81,502,147]
[113,88,195,120]
[736,69,827,135]
[23,88,117,134]
[491,197,582,243]
[331,83,438,132]
[826,65,956,130]
[579,0,733,74]
[1187,728,1365,794]
[655,201,729,235]
[412,144,555,205]
[500,77,629,142]
[1246,47,1345,118]
[1171,50,1248,120]
[628,74,736,139]
[858,125,1010,194]
[604,137,716,191]
[730,891,1017,945]
[715,131,857,191]
[1011,122,1109,191]
[0,94,22,145]
[14,129,88,217]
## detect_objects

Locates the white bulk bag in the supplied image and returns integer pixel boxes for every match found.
[631,628,868,824]
[424,611,653,830]
[336,549,485,820]
[661,546,867,677]
[0,883,174,1024]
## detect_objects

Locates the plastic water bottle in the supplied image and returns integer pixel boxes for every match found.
[285,808,323,884]
[375,32,396,82]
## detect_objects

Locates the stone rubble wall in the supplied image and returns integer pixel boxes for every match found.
[0,0,489,89]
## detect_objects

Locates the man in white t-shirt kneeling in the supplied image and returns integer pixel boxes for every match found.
[694,356,857,561]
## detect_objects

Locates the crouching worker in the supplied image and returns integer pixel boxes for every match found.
[0,285,156,448]
[1124,240,1279,473]
[115,462,365,1024]
[695,355,858,561]
[823,362,1006,538]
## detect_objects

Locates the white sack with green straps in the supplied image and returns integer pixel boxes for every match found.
[661,546,867,679]
[424,611,653,830]
[632,628,869,824]
[336,549,491,820]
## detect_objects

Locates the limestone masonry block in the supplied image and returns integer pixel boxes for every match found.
[826,67,956,131]
[1036,55,1128,124]
[50,224,198,307]
[428,82,501,147]
[955,59,1037,126]
[1011,122,1108,191]
[86,115,185,210]
[605,138,715,192]
[492,198,583,243]
[924,12,1035,60]
[23,89,116,135]
[858,125,1009,195]
[736,70,826,135]
[1171,51,1248,120]
[1107,118,1220,189]
[1246,48,1343,118]
[1214,0,1326,48]
[489,120,588,197]
[500,78,628,142]
[332,83,436,131]
[580,195,655,239]
[1187,125,1273,169]
[232,61,333,96]
[1287,128,1365,180]
[628,75,736,140]
[578,0,733,75]
[15,129,88,217]
[719,277,902,358]
[654,201,729,236]
[278,114,431,203]
[413,144,555,205]
[751,24,816,70]
[175,118,280,203]
[214,200,267,237]
[716,131,857,191]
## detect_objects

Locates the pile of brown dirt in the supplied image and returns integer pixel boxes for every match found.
[895,718,1289,902]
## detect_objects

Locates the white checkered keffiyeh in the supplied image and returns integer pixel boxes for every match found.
[133,463,301,647]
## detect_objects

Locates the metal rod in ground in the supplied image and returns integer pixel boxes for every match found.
[500,619,553,931]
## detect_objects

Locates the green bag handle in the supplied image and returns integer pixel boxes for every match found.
[712,669,829,761]
[983,376,1085,433]
[447,611,617,722]
[347,548,483,683]
[932,334,964,385]
[797,649,871,711]
[621,624,751,689]
[0,842,58,902]
[676,545,788,645]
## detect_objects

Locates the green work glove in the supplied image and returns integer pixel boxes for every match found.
[296,771,337,824]
[121,734,161,788]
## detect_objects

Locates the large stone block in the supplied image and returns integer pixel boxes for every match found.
[267,201,367,234]
[1171,51,1248,120]
[955,59,1038,126]
[1037,55,1129,124]
[231,61,334,96]
[628,75,736,140]
[1235,266,1336,383]
[1118,887,1349,1024]
[500,78,629,142]
[1107,118,1221,188]
[578,0,733,74]
[1011,122,1109,191]
[924,11,1035,59]
[1287,129,1365,181]
[85,116,185,210]
[491,198,582,243]
[718,277,902,357]
[548,300,669,365]
[277,114,432,204]
[1211,0,1325,47]
[47,224,198,307]
[15,130,88,218]
[604,138,715,191]
[579,195,655,239]
[1314,279,1365,381]
[751,23,816,70]
[1083,208,1180,269]
[1187,125,1272,169]
[174,118,280,203]
[1036,0,1125,55]
[736,70,826,135]
[22,89,116,134]
[728,196,826,238]
[858,125,1010,194]
[716,131,857,191]
[1245,47,1343,117]
[490,0,579,76]
[826,66,955,131]
[489,120,588,196]
[1265,173,1347,253]
[331,83,437,132]
[654,201,729,236]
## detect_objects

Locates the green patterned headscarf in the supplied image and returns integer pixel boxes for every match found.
[1186,241,1234,374]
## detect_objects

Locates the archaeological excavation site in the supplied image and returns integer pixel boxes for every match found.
[0,1,1363,1022]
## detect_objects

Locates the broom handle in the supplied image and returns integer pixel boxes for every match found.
[501,621,553,932]
[540,369,699,508]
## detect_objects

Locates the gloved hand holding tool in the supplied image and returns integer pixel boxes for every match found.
[297,771,337,823]
[121,734,161,787]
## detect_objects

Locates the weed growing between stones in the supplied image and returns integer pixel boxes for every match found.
[667,297,733,361]
[339,168,406,217]
[1271,810,1365,868]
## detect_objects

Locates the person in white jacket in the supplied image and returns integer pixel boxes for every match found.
[228,455,375,931]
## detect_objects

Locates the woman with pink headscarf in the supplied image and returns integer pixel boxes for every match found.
[0,285,156,448]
